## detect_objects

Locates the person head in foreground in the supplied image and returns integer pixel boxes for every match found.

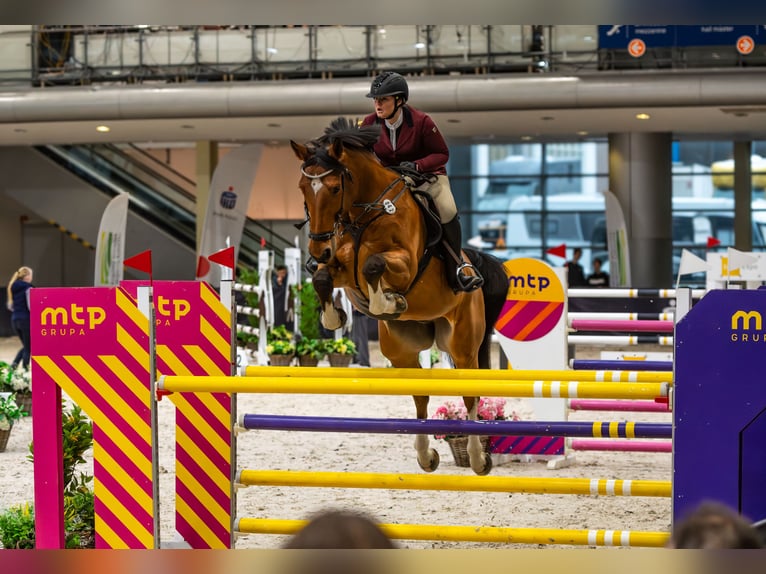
[668,500,764,549]
[282,508,397,549]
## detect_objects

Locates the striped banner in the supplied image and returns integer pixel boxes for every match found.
[32,287,154,549]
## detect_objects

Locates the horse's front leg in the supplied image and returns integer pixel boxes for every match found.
[312,265,347,330]
[463,396,492,476]
[413,395,440,472]
[362,251,411,316]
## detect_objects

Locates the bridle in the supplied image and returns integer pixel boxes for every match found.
[296,157,416,298]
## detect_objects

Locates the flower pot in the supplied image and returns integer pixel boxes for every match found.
[298,355,320,367]
[445,435,490,467]
[328,353,353,367]
[269,353,295,367]
[15,393,32,417]
[0,424,12,453]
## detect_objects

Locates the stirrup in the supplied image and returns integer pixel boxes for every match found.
[455,262,484,292]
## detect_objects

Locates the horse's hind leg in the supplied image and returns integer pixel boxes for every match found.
[463,397,492,476]
[381,321,440,472]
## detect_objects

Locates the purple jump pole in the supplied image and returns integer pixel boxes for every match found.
[571,439,672,453]
[569,399,670,413]
[240,415,672,439]
[570,359,673,372]
[570,319,675,333]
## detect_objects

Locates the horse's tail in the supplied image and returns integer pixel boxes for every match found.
[464,248,508,369]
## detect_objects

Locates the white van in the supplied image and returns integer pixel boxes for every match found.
[473,193,766,275]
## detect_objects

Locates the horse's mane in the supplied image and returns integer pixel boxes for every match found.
[315,117,380,151]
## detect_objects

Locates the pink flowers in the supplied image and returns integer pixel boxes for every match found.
[430,397,518,440]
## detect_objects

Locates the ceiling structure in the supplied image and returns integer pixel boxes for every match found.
[1,70,766,147]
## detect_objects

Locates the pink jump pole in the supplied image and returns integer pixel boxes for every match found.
[569,399,670,413]
[570,439,672,453]
[570,319,675,333]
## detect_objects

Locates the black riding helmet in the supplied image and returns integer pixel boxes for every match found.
[366,71,409,101]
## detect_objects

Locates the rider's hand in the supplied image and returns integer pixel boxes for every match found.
[399,161,418,171]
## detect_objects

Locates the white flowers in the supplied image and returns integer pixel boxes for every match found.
[1,365,31,394]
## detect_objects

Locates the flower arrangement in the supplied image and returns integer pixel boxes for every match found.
[430,397,516,440]
[0,393,25,430]
[266,325,295,356]
[295,337,325,360]
[326,337,357,356]
[0,363,31,396]
[265,339,295,356]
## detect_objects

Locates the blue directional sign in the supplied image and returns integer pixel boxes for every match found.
[598,25,762,50]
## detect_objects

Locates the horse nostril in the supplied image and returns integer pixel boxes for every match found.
[305,256,319,275]
[321,247,331,262]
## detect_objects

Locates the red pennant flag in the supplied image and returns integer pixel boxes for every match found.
[546,243,567,259]
[208,246,235,270]
[195,255,210,279]
[707,236,721,249]
[124,249,153,277]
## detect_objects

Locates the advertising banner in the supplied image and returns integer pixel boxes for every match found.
[196,144,263,287]
[94,194,130,287]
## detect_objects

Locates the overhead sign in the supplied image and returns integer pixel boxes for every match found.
[599,25,762,50]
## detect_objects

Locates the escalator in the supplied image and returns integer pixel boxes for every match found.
[35,143,295,271]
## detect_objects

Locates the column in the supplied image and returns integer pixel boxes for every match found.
[734,141,753,251]
[196,141,219,249]
[608,133,673,287]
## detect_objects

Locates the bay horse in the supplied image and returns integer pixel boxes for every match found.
[290,118,508,475]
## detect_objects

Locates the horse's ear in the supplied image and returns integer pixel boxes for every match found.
[290,140,310,161]
[329,138,344,161]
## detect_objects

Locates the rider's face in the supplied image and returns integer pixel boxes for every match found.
[373,96,396,119]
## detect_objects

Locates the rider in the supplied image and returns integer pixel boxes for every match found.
[361,71,484,293]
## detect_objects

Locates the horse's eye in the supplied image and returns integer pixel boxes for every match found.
[330,185,341,194]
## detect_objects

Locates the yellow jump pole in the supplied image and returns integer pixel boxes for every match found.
[159,375,668,400]
[235,518,669,548]
[237,469,671,497]
[244,365,672,383]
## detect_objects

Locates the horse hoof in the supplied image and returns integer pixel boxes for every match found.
[473,454,493,476]
[417,448,440,473]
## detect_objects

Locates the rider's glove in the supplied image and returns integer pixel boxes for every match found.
[399,161,418,171]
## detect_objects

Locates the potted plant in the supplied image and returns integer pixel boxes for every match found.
[326,337,357,367]
[266,325,295,366]
[1,364,32,416]
[295,337,325,367]
[0,393,25,452]
[429,397,513,467]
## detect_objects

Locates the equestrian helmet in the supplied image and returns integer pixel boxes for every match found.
[366,72,409,101]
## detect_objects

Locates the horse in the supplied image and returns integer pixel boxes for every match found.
[290,117,508,475]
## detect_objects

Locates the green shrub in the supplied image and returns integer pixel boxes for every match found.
[0,503,35,549]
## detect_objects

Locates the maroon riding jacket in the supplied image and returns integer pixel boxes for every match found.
[361,105,449,175]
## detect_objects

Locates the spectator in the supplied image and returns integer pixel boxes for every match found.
[667,500,764,549]
[6,266,34,370]
[565,247,586,287]
[272,265,292,330]
[350,309,371,367]
[282,508,396,549]
[586,257,610,288]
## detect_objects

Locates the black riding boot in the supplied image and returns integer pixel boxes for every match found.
[441,217,484,292]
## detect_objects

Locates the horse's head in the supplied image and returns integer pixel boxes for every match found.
[291,118,383,266]
[291,139,347,265]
